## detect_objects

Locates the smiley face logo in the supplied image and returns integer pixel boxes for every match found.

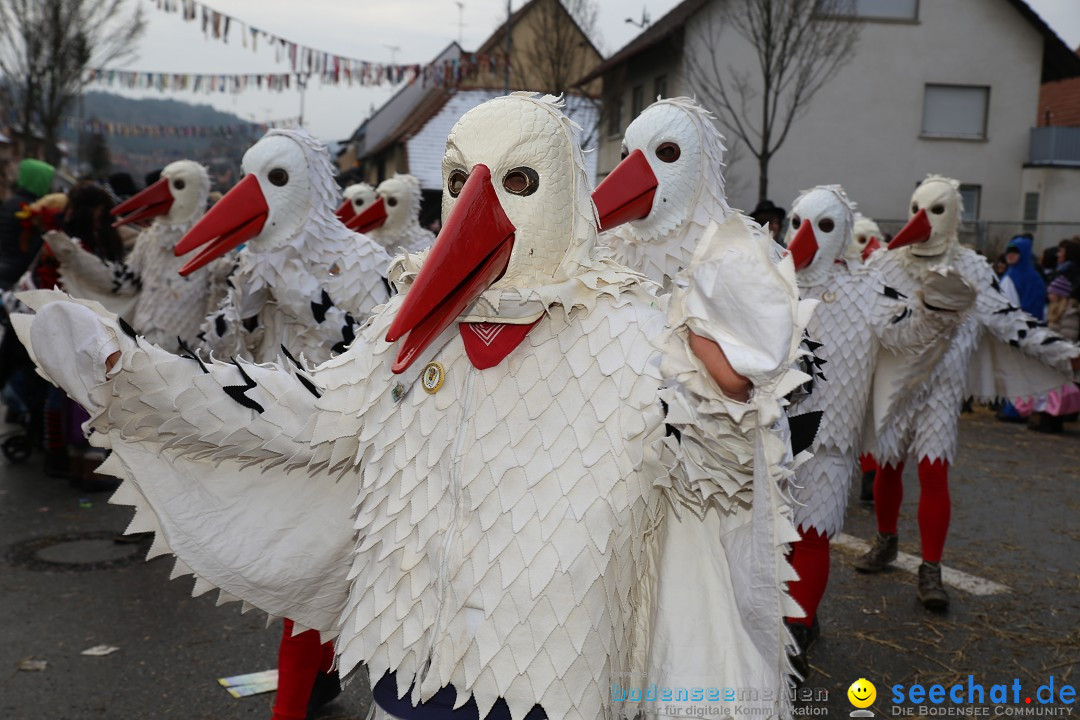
[848,678,877,709]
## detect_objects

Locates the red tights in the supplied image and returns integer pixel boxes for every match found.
[873,457,951,563]
[785,527,830,627]
[271,619,336,720]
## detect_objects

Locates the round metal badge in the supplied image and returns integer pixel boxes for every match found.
[421,362,445,394]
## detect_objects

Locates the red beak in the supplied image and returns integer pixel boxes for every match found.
[346,196,387,234]
[592,149,658,231]
[887,209,931,250]
[786,220,819,271]
[384,165,515,374]
[336,198,357,223]
[862,236,881,260]
[174,174,268,276]
[110,177,174,227]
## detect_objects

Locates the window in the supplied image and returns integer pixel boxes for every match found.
[607,95,622,137]
[959,185,981,223]
[1023,192,1040,232]
[654,75,667,101]
[631,85,645,119]
[921,84,989,139]
[823,0,918,20]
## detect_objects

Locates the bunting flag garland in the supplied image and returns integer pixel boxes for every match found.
[85,49,509,93]
[62,116,300,138]
[139,0,510,90]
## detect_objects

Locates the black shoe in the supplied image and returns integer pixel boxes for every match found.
[785,621,815,683]
[43,452,72,479]
[853,533,898,573]
[307,670,341,716]
[1027,412,1064,434]
[859,470,875,503]
[917,562,950,611]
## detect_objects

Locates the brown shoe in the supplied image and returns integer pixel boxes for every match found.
[917,562,950,611]
[853,533,897,573]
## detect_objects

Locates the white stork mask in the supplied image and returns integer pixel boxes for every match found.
[336,181,376,225]
[175,128,341,275]
[111,160,210,231]
[349,174,433,253]
[385,93,596,371]
[785,185,856,288]
[845,212,882,266]
[594,97,730,240]
[888,175,962,259]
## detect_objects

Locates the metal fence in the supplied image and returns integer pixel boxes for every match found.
[873,220,1080,260]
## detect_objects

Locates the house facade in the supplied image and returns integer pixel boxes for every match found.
[1020,50,1080,248]
[583,0,1080,252]
[338,0,603,226]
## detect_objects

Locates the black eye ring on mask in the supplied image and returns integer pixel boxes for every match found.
[447,169,468,198]
[655,142,680,163]
[173,179,186,190]
[502,167,539,196]
[930,204,945,215]
[268,168,289,187]
[818,218,835,233]
[386,197,398,207]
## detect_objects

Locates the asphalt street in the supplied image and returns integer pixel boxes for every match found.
[1,406,1076,720]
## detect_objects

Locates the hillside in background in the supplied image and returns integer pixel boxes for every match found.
[63,92,274,190]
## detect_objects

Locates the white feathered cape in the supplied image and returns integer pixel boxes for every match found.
[17,219,812,720]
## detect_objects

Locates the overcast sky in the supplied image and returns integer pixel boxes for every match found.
[103,0,1080,143]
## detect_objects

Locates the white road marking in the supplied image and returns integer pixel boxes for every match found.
[833,533,1012,596]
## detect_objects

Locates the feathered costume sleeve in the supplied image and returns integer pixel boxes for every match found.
[647,215,816,719]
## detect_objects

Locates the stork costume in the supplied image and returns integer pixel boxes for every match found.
[336,181,377,227]
[185,128,391,365]
[15,95,812,720]
[856,176,1080,608]
[781,186,972,666]
[595,98,732,291]
[844,213,883,268]
[594,96,819,700]
[43,160,215,352]
[348,174,435,255]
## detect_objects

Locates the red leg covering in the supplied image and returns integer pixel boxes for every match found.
[272,619,334,720]
[785,527,831,627]
[859,454,877,475]
[916,458,950,564]
[873,461,904,535]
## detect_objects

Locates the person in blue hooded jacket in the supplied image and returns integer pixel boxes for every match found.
[1001,234,1047,321]
[996,234,1049,423]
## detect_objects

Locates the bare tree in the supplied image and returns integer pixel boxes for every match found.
[0,0,145,165]
[511,0,604,150]
[686,0,860,203]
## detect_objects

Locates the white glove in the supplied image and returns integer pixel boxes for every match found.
[679,220,798,384]
[42,230,80,262]
[921,268,976,313]
[30,301,119,411]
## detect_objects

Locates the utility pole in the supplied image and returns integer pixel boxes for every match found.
[503,0,511,94]
[455,2,465,45]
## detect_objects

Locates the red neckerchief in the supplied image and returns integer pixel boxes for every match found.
[459,319,542,369]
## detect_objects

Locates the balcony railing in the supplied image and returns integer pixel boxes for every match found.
[1029,126,1080,166]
